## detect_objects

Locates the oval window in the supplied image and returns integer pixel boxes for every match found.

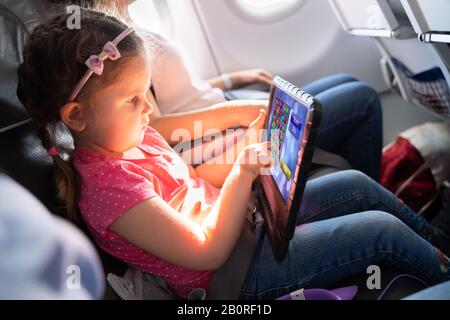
[228,0,307,23]
[128,0,173,37]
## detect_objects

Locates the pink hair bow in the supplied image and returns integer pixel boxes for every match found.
[69,27,135,101]
[84,41,122,76]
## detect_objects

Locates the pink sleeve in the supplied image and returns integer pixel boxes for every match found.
[80,161,159,234]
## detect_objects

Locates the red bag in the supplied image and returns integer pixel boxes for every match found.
[380,137,436,213]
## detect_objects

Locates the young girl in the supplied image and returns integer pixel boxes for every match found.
[17,10,450,299]
[58,0,383,181]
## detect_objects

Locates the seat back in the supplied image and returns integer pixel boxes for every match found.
[0,1,31,132]
[0,0,60,211]
[0,0,128,299]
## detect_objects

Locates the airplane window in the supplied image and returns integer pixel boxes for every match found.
[238,0,288,9]
[229,0,306,23]
[128,0,173,37]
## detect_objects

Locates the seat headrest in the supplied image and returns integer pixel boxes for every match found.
[0,3,30,132]
[0,0,62,133]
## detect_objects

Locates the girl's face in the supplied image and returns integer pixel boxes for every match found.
[80,55,153,156]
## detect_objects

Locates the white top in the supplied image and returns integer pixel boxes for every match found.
[400,121,450,187]
[141,31,226,115]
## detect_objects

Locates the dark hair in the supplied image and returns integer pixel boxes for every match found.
[17,9,147,222]
[49,0,125,16]
[49,0,109,6]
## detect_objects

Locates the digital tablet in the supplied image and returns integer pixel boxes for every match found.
[254,76,322,262]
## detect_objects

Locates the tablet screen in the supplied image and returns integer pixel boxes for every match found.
[267,86,309,203]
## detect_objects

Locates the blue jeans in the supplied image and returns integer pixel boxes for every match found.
[240,170,450,300]
[303,74,383,181]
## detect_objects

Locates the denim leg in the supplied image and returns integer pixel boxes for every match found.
[313,82,383,180]
[302,74,358,95]
[240,211,450,300]
[297,170,449,253]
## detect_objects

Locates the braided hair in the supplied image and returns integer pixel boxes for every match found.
[17,9,147,222]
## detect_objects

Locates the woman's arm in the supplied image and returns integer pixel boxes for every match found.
[151,99,268,145]
[208,69,273,90]
[108,143,270,271]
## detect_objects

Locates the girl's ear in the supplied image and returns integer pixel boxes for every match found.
[60,102,87,132]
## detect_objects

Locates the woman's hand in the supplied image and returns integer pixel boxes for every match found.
[229,69,274,88]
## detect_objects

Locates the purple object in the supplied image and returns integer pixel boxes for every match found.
[276,286,358,300]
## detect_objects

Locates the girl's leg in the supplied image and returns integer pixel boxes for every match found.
[313,82,383,180]
[298,170,450,254]
[240,211,450,300]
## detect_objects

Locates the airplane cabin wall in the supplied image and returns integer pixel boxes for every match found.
[163,0,388,92]
[163,0,220,80]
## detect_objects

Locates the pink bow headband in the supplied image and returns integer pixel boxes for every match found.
[69,27,135,102]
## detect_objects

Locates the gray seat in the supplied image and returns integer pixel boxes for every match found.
[0,0,30,132]
[0,0,127,300]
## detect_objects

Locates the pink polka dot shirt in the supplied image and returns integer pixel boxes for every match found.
[73,126,221,298]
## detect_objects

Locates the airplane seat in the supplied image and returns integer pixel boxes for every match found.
[0,0,430,300]
[329,0,450,122]
[0,172,105,299]
[0,0,126,300]
[375,37,450,122]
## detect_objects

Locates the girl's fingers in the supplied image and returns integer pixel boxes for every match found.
[247,110,267,143]
[260,140,271,150]
[252,142,272,164]
[249,109,266,129]
[257,152,272,166]
[188,201,202,217]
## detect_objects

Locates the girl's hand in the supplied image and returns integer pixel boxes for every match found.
[229,69,274,88]
[236,101,268,131]
[244,109,266,146]
[235,141,273,181]
[244,109,266,145]
[183,201,212,225]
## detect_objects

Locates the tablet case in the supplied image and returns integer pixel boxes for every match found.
[254,76,322,262]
